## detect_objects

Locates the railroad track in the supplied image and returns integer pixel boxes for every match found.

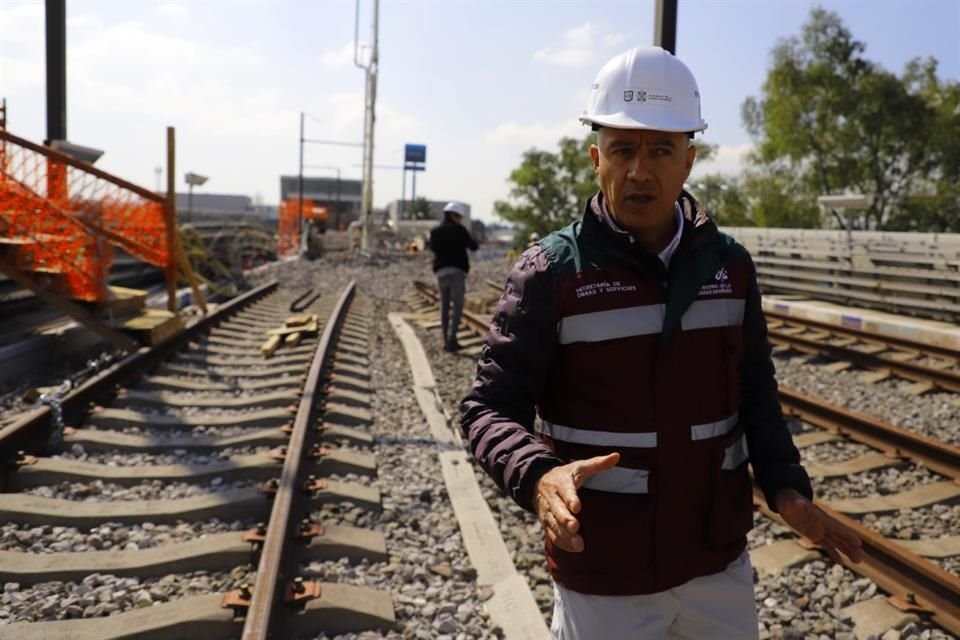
[411,279,960,638]
[0,279,394,638]
[764,310,960,395]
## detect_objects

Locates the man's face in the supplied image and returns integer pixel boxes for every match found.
[451,213,463,225]
[590,128,696,236]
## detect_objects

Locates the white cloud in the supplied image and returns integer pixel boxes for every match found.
[483,119,585,147]
[320,42,362,68]
[155,2,188,20]
[534,22,627,68]
[690,143,754,177]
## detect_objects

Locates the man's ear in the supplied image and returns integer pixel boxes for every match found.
[589,145,600,175]
[684,144,697,180]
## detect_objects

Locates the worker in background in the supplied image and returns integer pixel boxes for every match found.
[429,202,478,352]
[461,46,863,638]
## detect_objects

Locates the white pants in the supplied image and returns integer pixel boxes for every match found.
[550,552,759,639]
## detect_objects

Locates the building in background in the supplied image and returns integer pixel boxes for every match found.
[279,176,362,232]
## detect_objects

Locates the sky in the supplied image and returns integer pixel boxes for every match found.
[1,0,958,224]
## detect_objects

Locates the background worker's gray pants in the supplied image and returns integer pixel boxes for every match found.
[437,270,466,344]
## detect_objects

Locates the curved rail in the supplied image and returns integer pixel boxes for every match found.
[241,281,355,638]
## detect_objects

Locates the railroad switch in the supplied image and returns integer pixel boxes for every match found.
[888,592,932,615]
[284,577,321,605]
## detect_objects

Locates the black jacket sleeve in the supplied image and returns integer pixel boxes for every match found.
[460,246,565,511]
[740,253,814,510]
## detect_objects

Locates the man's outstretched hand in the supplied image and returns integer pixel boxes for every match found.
[534,453,620,553]
[776,489,864,564]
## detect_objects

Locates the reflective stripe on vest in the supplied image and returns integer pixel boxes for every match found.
[722,434,749,470]
[690,412,739,441]
[582,466,650,494]
[539,420,658,448]
[681,298,746,331]
[558,304,665,344]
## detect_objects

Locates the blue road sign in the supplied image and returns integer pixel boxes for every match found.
[404,144,426,164]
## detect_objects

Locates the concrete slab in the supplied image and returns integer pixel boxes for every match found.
[319,423,374,447]
[114,388,300,410]
[326,386,370,409]
[15,452,290,488]
[763,296,960,351]
[287,582,396,635]
[324,403,372,427]
[839,596,920,640]
[88,407,294,429]
[161,362,306,379]
[139,374,301,393]
[826,480,960,514]
[793,431,842,448]
[897,534,960,558]
[0,531,249,584]
[0,487,270,526]
[0,593,238,640]
[65,427,289,452]
[750,540,820,577]
[804,452,900,478]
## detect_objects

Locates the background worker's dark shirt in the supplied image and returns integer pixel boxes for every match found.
[429,221,478,273]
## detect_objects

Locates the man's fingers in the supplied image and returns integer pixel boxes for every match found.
[570,453,621,488]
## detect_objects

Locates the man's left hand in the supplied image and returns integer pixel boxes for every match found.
[775,489,864,564]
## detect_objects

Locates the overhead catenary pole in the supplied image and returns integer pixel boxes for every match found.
[654,0,678,54]
[45,0,66,145]
[298,112,305,255]
[355,0,379,254]
[165,127,178,312]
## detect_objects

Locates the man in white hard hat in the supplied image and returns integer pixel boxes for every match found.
[462,47,863,638]
[429,202,478,352]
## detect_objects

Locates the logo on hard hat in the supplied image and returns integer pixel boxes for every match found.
[637,90,648,103]
[623,90,634,102]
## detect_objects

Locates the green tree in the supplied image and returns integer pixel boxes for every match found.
[494,134,597,241]
[408,196,432,220]
[742,7,958,231]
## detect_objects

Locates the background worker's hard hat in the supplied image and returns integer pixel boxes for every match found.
[443,202,468,217]
[580,46,707,134]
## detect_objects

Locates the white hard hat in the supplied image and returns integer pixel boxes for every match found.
[443,202,468,216]
[580,46,707,134]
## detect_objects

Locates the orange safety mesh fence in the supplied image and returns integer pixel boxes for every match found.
[278,198,306,258]
[0,130,170,302]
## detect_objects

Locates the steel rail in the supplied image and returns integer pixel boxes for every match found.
[768,328,960,393]
[754,490,960,636]
[0,280,279,459]
[779,387,960,481]
[241,281,356,639]
[765,309,959,364]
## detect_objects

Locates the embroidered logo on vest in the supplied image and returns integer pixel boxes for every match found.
[697,269,733,297]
